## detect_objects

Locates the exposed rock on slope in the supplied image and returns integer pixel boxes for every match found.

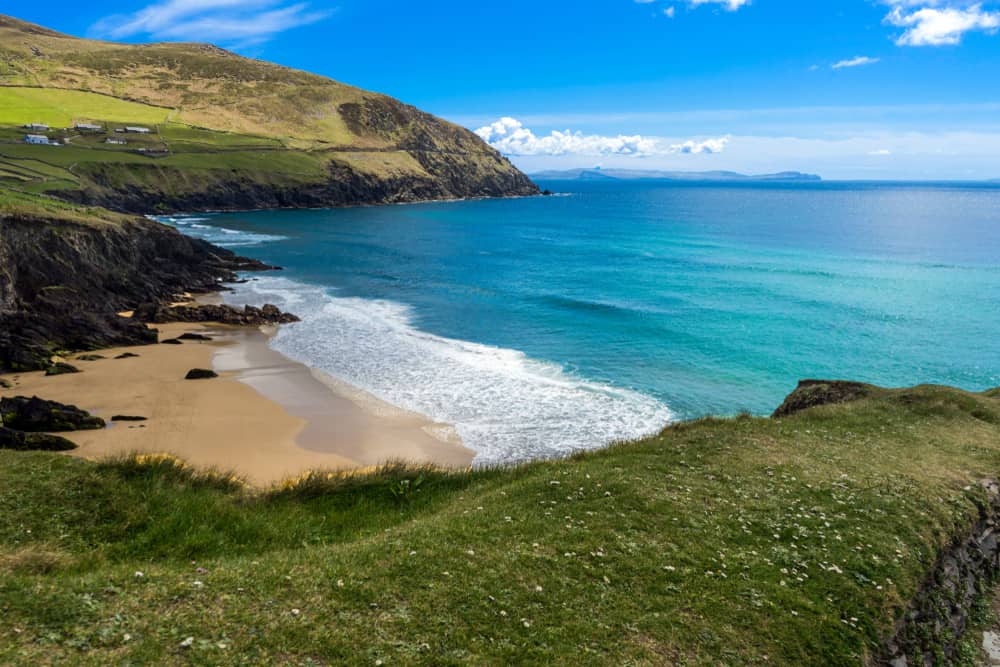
[771,379,877,418]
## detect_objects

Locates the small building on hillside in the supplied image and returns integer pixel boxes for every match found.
[24,123,50,131]
[75,123,102,131]
[105,137,127,145]
[24,134,50,145]
[124,126,151,134]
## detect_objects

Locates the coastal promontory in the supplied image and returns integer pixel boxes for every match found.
[0,15,538,213]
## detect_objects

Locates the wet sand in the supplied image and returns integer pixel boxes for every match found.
[0,322,474,486]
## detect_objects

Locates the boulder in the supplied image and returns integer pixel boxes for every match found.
[185,368,218,380]
[45,362,80,376]
[76,354,106,361]
[178,332,212,341]
[0,379,11,389]
[111,415,147,422]
[772,380,876,418]
[115,352,140,359]
[133,302,299,326]
[0,427,77,451]
[0,395,105,431]
[160,338,183,345]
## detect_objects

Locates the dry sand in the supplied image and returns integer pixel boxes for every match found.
[0,322,473,486]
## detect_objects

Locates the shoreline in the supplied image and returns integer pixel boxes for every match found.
[0,320,474,486]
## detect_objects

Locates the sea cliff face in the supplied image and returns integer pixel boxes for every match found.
[59,150,539,215]
[0,207,272,371]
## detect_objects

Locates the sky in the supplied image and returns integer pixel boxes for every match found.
[9,0,1000,179]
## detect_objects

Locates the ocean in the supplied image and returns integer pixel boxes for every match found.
[160,180,1000,464]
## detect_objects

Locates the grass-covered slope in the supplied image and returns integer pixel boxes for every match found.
[0,15,538,212]
[2,383,1000,665]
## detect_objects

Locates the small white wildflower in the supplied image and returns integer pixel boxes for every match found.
[192,580,204,588]
[291,608,301,616]
[179,636,194,649]
[534,585,543,592]
[134,571,144,579]
[337,579,345,587]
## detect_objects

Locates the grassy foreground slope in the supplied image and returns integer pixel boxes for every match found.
[0,15,538,212]
[2,383,1000,665]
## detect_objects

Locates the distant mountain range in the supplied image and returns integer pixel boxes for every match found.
[531,168,822,182]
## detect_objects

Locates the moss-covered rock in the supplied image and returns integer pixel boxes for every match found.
[771,379,878,418]
[44,362,80,376]
[0,427,76,451]
[0,395,104,431]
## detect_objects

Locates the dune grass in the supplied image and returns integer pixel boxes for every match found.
[1,383,999,665]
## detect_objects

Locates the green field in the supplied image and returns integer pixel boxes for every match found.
[0,87,172,127]
[1,381,999,665]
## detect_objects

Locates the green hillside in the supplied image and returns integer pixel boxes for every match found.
[0,15,538,212]
[2,381,1000,664]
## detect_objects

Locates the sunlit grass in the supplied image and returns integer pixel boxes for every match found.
[1,384,999,664]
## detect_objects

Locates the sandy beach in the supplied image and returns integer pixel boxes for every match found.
[0,321,474,486]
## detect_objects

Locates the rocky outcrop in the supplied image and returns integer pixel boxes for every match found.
[133,302,299,326]
[0,395,105,431]
[185,369,218,380]
[772,379,877,418]
[0,209,277,371]
[0,427,76,451]
[45,362,80,376]
[878,480,1000,666]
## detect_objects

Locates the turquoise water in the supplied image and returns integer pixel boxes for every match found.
[163,180,1000,463]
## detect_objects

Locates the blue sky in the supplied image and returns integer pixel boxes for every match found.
[12,0,1000,179]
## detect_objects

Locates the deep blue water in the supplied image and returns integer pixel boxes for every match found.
[163,180,1000,463]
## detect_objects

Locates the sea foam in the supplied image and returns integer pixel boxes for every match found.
[224,276,673,464]
[153,215,288,248]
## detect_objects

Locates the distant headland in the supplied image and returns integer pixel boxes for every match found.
[531,168,822,182]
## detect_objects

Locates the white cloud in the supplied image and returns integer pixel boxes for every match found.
[831,55,881,69]
[90,0,329,45]
[869,148,893,155]
[690,0,750,9]
[883,3,1000,46]
[664,6,676,17]
[474,117,729,157]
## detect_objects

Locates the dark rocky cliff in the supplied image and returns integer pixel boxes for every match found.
[0,207,272,371]
[61,151,539,215]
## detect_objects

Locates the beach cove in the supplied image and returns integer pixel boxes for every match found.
[0,320,473,486]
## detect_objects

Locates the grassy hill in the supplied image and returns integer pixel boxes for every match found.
[2,381,1000,664]
[0,15,538,212]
